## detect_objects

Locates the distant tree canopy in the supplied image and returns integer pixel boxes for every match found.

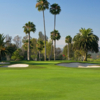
[42,40,52,60]
[22,35,32,44]
[5,34,12,47]
[38,31,48,41]
[65,35,72,60]
[73,28,99,61]
[13,35,22,48]
[63,44,74,60]
[36,39,44,60]
[11,49,23,61]
[6,44,17,57]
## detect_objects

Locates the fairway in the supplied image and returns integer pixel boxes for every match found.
[0,61,100,100]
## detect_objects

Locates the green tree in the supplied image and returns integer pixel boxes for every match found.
[23,21,36,60]
[42,40,53,60]
[22,35,32,44]
[6,44,17,61]
[65,35,72,60]
[36,40,44,61]
[11,49,23,61]
[22,39,28,51]
[50,30,61,60]
[13,35,22,48]
[73,28,99,61]
[55,47,62,60]
[38,31,48,41]
[36,0,49,61]
[74,50,85,61]
[50,3,61,60]
[30,38,38,60]
[63,44,74,60]
[87,54,91,58]
[22,37,38,60]
[22,35,32,51]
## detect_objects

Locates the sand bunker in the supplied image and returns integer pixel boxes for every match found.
[57,63,100,68]
[3,64,29,68]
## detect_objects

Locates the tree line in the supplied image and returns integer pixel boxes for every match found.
[0,0,99,61]
[0,33,62,61]
[0,27,99,61]
[63,28,99,61]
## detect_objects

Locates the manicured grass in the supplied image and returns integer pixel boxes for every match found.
[0,60,100,100]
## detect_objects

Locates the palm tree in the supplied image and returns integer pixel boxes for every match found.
[36,39,44,61]
[50,3,61,60]
[36,0,49,61]
[0,34,6,61]
[50,3,61,30]
[73,28,99,61]
[50,30,61,60]
[23,21,36,60]
[65,35,72,60]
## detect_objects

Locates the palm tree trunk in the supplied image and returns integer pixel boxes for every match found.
[84,51,87,61]
[54,40,56,61]
[26,49,28,60]
[68,43,69,60]
[50,40,53,60]
[43,10,46,61]
[54,15,56,30]
[28,32,30,60]
[39,51,40,61]
[54,15,56,61]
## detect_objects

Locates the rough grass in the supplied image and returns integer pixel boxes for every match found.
[0,60,100,100]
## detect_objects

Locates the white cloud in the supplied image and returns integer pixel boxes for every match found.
[56,37,66,48]
[48,37,66,48]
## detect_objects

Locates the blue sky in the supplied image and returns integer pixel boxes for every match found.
[0,0,100,48]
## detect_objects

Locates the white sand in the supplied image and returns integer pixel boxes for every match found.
[3,64,29,68]
[57,63,100,68]
[78,65,100,68]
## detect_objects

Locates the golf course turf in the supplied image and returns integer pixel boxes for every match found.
[0,60,100,100]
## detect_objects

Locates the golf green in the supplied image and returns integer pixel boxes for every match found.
[0,61,100,100]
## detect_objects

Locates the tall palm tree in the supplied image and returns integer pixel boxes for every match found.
[23,21,36,60]
[73,28,99,61]
[50,3,61,30]
[36,0,49,61]
[50,3,61,60]
[50,30,61,60]
[0,34,6,61]
[36,39,44,61]
[65,35,72,60]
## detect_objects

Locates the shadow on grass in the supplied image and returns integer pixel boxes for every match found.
[0,65,46,70]
[10,61,56,65]
[10,60,100,65]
